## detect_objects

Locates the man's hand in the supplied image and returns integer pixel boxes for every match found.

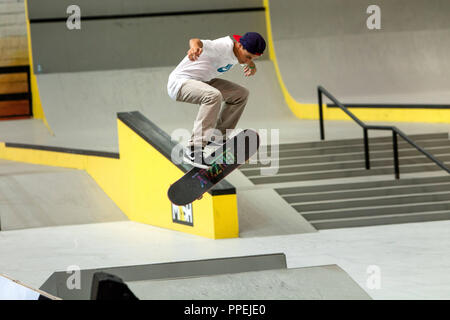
[187,39,203,61]
[243,62,257,77]
[187,47,202,61]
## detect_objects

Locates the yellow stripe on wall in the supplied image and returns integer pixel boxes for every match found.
[24,0,53,134]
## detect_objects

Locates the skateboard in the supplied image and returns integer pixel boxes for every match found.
[168,129,260,206]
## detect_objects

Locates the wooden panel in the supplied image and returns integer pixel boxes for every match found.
[0,115,31,121]
[0,100,30,117]
[0,73,28,94]
[0,36,28,67]
[0,0,29,117]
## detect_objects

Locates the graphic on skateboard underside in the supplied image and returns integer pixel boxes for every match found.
[192,145,236,188]
[168,130,259,206]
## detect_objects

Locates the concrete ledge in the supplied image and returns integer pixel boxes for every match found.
[126,264,371,300]
[40,253,287,300]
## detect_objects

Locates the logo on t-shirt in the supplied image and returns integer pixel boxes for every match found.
[217,64,233,73]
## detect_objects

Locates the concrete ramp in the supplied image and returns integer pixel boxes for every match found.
[0,159,127,230]
[34,60,302,152]
[269,0,450,104]
[236,188,316,237]
[126,265,371,300]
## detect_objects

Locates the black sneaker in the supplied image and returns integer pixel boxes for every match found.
[183,145,211,169]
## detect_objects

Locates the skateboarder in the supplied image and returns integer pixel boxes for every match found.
[167,32,266,168]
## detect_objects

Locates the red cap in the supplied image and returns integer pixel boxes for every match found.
[232,33,264,56]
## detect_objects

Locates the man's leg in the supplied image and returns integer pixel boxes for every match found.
[207,78,249,138]
[176,79,223,147]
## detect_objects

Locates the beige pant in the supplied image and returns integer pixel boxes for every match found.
[176,78,249,147]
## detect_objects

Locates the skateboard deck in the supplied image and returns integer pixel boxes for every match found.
[168,129,260,206]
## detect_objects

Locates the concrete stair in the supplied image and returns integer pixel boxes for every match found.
[240,132,450,229]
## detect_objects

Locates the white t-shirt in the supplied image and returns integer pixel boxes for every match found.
[167,36,238,100]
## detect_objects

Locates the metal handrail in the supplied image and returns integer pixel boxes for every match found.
[318,85,450,179]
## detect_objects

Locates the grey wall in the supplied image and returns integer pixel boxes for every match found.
[26,0,267,73]
[27,0,263,19]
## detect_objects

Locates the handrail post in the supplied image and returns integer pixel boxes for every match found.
[318,87,325,140]
[363,128,370,169]
[393,131,400,179]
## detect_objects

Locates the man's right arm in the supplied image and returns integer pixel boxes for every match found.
[187,38,203,61]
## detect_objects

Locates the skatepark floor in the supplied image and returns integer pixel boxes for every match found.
[0,219,449,299]
[0,159,127,230]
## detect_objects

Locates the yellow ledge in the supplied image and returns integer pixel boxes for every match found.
[0,118,239,239]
